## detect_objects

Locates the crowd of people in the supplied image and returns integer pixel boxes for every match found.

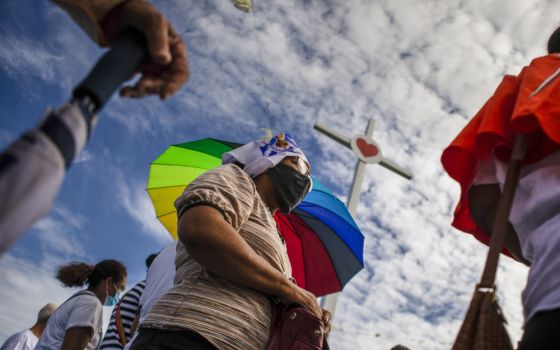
[1,136,327,350]
[0,0,559,349]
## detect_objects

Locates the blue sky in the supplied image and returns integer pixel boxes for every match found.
[1,0,559,348]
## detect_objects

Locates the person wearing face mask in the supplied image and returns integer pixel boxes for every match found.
[129,133,330,350]
[36,260,127,350]
[100,253,158,349]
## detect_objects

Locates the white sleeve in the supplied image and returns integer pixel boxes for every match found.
[66,297,103,330]
[0,332,24,350]
[0,102,89,254]
[0,130,65,254]
[473,158,499,185]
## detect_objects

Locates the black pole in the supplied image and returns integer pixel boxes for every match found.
[73,29,147,113]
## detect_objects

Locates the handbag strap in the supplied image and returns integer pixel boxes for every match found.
[479,133,529,288]
[115,302,128,346]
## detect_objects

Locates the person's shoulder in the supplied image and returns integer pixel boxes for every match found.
[9,330,27,340]
[1,330,26,347]
[19,330,38,344]
[176,164,257,222]
[121,281,145,304]
[197,164,255,190]
[0,330,36,349]
[70,291,102,311]
[134,280,146,290]
[127,280,146,295]
[76,291,100,301]
[209,163,250,179]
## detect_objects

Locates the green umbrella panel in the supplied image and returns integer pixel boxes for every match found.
[147,138,240,239]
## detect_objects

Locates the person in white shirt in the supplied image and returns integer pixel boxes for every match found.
[0,303,57,350]
[138,243,177,322]
[124,242,177,350]
[36,260,127,350]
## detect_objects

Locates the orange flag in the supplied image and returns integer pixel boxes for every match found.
[441,54,560,249]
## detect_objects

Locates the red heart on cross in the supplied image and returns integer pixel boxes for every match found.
[356,138,379,158]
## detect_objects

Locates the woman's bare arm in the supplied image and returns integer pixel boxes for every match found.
[178,205,322,317]
[61,327,93,350]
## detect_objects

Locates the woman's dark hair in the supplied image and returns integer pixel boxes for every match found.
[547,26,560,53]
[145,253,158,269]
[56,260,127,288]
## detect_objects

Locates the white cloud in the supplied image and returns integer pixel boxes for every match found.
[0,129,12,142]
[74,150,93,164]
[157,1,546,346]
[0,3,99,100]
[0,254,77,341]
[0,35,63,86]
[32,205,89,258]
[114,173,174,245]
[3,0,558,348]
[0,129,13,149]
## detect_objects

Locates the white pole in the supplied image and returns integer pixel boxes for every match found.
[346,119,375,215]
[319,119,375,315]
[314,118,412,322]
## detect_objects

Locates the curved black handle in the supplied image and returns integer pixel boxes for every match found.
[73,29,147,112]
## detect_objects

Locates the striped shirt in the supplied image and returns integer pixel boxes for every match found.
[141,164,292,350]
[100,281,145,349]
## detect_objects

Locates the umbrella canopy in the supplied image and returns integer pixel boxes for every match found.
[147,138,364,297]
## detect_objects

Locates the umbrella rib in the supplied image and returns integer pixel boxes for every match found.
[296,207,361,235]
[207,138,242,148]
[298,201,360,231]
[279,212,362,290]
[146,185,191,191]
[171,140,237,157]
[149,162,219,171]
[293,208,364,260]
[157,209,177,217]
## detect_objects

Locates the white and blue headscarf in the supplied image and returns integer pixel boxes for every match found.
[222,133,310,178]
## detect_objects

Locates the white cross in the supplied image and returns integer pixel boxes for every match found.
[314,118,413,316]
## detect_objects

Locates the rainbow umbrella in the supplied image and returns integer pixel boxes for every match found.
[147,138,364,297]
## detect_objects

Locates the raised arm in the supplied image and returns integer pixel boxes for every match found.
[0,0,189,255]
[54,0,189,99]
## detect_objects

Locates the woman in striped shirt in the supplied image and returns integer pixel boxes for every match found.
[129,134,331,350]
[100,254,157,349]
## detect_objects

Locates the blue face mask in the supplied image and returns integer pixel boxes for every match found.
[104,282,122,306]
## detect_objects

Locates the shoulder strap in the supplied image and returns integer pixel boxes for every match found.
[114,302,128,346]
[479,133,529,288]
[59,290,96,309]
